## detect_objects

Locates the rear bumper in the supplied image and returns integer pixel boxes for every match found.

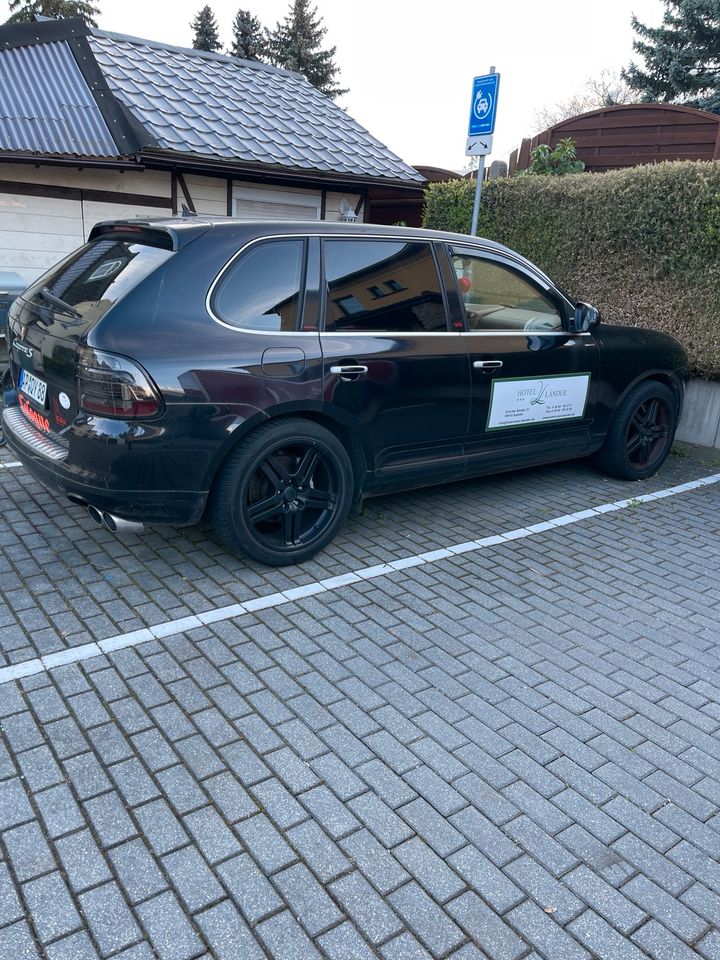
[2,403,207,525]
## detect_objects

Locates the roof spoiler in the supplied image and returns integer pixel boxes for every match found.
[89,218,213,250]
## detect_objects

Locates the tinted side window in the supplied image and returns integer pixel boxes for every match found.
[323,240,447,333]
[213,240,305,331]
[450,250,561,332]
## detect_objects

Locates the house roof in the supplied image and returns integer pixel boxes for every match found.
[0,18,423,186]
[0,38,117,156]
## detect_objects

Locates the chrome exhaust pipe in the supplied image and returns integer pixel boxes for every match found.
[87,505,104,526]
[102,511,145,535]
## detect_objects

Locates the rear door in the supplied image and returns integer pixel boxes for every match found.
[444,244,600,466]
[319,237,470,483]
[7,232,174,439]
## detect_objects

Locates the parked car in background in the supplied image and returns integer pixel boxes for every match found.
[2,218,688,565]
[0,270,25,365]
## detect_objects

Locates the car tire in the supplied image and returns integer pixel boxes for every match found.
[594,380,678,481]
[210,417,353,566]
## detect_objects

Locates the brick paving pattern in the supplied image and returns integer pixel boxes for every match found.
[1,442,720,958]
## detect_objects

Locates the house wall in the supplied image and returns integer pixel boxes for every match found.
[0,163,364,285]
[0,165,171,284]
[0,193,84,283]
[326,192,365,222]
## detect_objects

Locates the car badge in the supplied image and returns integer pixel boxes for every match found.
[58,392,71,410]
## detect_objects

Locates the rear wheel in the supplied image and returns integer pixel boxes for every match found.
[210,418,353,566]
[594,380,677,480]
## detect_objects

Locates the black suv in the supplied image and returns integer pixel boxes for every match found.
[2,218,688,565]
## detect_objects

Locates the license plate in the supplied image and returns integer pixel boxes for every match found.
[19,369,47,406]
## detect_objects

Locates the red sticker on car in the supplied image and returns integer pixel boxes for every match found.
[19,394,51,434]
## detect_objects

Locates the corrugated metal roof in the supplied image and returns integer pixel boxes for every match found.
[0,39,118,157]
[89,32,423,183]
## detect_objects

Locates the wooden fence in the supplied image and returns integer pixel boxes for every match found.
[510,103,720,174]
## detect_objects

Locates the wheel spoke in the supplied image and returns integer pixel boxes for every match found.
[631,412,645,432]
[282,509,300,546]
[246,492,284,525]
[259,455,290,488]
[304,488,335,511]
[294,448,320,486]
[627,434,643,455]
[645,398,659,426]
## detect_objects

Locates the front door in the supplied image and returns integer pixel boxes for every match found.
[320,237,470,485]
[445,245,600,469]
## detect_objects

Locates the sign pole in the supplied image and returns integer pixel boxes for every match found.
[466,64,497,238]
[470,156,485,237]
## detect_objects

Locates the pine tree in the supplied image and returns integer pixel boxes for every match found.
[6,0,99,25]
[268,0,347,99]
[230,8,266,61]
[623,0,720,114]
[191,5,222,53]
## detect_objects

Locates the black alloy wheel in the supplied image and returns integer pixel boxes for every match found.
[245,443,339,548]
[625,396,671,471]
[594,380,678,481]
[211,418,353,565]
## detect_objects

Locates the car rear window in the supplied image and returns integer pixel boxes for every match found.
[21,238,174,323]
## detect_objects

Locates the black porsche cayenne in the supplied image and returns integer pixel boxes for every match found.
[2,218,688,566]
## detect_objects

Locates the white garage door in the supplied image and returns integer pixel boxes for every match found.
[0,193,84,286]
[0,193,173,286]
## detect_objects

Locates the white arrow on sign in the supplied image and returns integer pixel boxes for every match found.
[465,134,493,157]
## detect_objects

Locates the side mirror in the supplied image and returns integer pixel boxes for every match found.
[571,302,600,333]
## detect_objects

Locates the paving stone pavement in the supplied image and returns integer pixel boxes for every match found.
[1,442,720,959]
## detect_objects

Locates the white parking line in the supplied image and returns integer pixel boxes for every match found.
[1,470,718,686]
[0,461,22,469]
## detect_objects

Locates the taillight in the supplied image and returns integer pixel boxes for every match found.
[76,347,164,418]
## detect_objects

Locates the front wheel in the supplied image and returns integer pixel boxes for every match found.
[210,417,353,566]
[594,380,678,480]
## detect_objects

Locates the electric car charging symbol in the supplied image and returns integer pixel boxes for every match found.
[473,89,492,121]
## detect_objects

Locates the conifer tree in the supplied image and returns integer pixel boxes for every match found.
[623,0,720,114]
[230,8,266,61]
[268,0,347,98]
[191,5,222,53]
[6,0,99,25]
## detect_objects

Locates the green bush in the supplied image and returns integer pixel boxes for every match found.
[422,161,720,379]
[518,138,585,176]
[423,178,476,234]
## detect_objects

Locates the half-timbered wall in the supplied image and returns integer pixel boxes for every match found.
[0,164,363,284]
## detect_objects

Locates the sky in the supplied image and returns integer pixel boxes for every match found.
[0,0,666,171]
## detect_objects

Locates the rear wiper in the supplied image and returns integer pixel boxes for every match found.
[36,287,83,320]
[18,300,50,328]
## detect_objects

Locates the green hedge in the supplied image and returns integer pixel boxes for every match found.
[423,162,720,379]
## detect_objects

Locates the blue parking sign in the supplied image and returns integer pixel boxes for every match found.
[468,73,500,137]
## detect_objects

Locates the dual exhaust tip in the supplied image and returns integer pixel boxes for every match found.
[68,495,145,534]
[87,505,144,534]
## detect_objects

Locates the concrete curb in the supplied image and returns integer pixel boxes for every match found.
[677,378,720,449]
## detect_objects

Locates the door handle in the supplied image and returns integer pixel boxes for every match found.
[330,365,368,380]
[473,360,503,370]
